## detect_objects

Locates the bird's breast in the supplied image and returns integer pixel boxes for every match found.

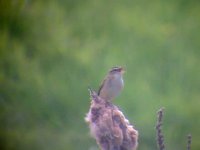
[109,76,123,95]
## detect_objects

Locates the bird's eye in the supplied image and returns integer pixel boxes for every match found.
[109,67,122,73]
[112,68,120,72]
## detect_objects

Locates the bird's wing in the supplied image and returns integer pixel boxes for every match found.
[97,77,107,95]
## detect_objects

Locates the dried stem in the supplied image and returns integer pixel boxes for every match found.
[156,108,165,150]
[187,134,192,150]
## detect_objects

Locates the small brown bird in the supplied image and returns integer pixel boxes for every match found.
[98,66,125,101]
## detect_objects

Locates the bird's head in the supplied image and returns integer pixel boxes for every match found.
[109,66,125,75]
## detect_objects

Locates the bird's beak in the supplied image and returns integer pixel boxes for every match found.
[120,68,125,74]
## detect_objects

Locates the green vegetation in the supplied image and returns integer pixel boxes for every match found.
[0,0,199,150]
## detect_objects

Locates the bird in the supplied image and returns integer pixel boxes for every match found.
[98,66,125,101]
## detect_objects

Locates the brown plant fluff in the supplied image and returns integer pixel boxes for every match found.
[85,89,138,150]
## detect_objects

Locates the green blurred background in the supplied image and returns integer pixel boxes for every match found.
[0,0,200,150]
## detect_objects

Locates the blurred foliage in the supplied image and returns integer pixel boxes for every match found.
[0,0,200,150]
